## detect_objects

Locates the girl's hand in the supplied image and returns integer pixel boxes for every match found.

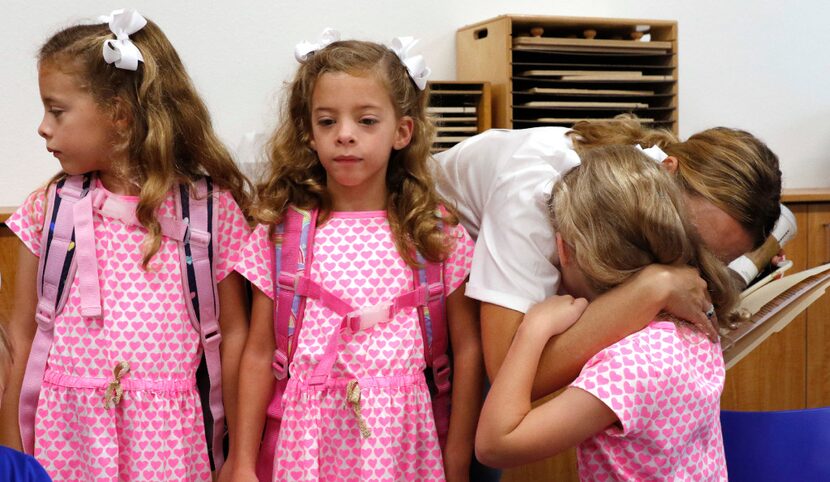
[646,264,716,339]
[523,295,589,340]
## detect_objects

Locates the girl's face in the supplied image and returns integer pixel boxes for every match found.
[37,62,119,178]
[309,71,413,211]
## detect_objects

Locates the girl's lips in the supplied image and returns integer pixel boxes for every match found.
[334,156,360,162]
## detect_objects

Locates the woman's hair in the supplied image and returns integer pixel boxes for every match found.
[569,115,781,249]
[255,39,455,265]
[549,145,738,325]
[38,18,251,268]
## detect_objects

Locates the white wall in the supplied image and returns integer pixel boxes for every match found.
[2,0,829,206]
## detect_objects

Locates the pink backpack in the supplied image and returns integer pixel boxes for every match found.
[255,206,452,480]
[18,173,227,470]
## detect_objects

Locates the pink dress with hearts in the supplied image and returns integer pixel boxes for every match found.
[235,211,474,482]
[570,320,727,481]
[7,181,249,482]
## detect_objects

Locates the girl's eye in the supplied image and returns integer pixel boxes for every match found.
[49,108,63,118]
[316,118,335,127]
[361,118,378,126]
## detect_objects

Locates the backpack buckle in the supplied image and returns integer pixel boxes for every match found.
[34,301,56,330]
[277,273,299,292]
[272,349,288,380]
[202,328,222,348]
[185,227,211,248]
[345,301,393,333]
[432,354,451,393]
[427,282,444,302]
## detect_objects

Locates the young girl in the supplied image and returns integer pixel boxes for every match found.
[476,145,739,480]
[0,10,251,481]
[228,33,482,481]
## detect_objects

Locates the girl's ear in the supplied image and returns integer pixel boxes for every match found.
[661,156,679,174]
[556,232,571,267]
[111,97,132,131]
[393,116,414,150]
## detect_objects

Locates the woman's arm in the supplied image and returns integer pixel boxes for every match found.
[0,242,39,450]
[476,295,617,468]
[225,287,276,482]
[442,287,483,482]
[481,264,711,399]
[215,271,249,476]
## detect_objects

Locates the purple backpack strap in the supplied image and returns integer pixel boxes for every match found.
[19,174,90,454]
[176,177,226,471]
[256,206,317,481]
[414,252,452,448]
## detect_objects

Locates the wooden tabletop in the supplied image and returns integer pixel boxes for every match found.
[782,188,830,203]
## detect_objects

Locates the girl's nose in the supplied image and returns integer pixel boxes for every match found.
[37,116,50,139]
[336,122,356,145]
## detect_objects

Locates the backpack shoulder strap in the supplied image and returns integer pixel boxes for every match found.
[176,177,225,470]
[271,206,318,379]
[20,174,90,454]
[413,211,453,448]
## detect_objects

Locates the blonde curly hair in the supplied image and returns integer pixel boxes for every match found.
[38,18,252,268]
[255,39,457,266]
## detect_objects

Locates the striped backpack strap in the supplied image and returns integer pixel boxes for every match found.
[175,177,226,471]
[414,251,452,448]
[19,174,91,454]
[256,206,317,482]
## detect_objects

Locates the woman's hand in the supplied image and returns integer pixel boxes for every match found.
[643,264,716,339]
[523,295,589,341]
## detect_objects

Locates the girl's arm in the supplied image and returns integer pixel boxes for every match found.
[481,264,711,400]
[0,242,39,450]
[442,286,483,482]
[214,271,249,477]
[226,287,276,482]
[476,295,617,468]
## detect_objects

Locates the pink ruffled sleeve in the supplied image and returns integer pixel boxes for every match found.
[6,189,47,256]
[213,191,251,283]
[442,222,474,295]
[234,223,275,299]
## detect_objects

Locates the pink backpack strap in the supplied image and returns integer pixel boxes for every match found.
[20,174,90,454]
[256,206,317,481]
[414,252,452,448]
[175,178,226,471]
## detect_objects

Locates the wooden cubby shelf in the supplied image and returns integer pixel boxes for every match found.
[456,15,678,132]
[427,81,491,153]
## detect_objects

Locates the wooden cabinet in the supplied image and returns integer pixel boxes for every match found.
[722,189,830,410]
[427,81,491,153]
[456,15,678,132]
[0,208,19,326]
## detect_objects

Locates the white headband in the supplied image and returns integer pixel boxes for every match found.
[634,144,670,163]
[99,9,147,71]
[294,28,340,62]
[389,37,431,90]
[294,29,431,91]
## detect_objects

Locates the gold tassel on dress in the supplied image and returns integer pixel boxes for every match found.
[346,380,372,439]
[103,361,131,409]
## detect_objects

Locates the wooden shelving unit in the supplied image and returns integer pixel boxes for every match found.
[427,81,491,153]
[456,15,678,132]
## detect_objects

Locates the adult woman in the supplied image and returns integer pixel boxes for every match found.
[433,117,781,399]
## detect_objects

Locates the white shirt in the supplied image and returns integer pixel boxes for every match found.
[433,127,581,313]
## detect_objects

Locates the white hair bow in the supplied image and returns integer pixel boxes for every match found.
[389,37,431,90]
[634,144,669,163]
[294,28,340,62]
[100,9,147,71]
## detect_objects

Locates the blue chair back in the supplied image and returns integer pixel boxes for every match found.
[721,408,830,481]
